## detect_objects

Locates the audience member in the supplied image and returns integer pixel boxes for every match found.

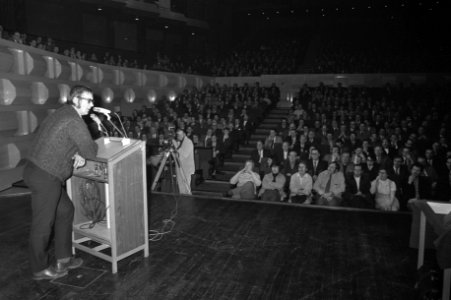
[313,162,345,206]
[228,160,261,200]
[343,164,372,209]
[259,163,286,202]
[370,168,399,211]
[289,162,313,204]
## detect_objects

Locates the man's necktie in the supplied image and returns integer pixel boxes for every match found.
[325,173,332,193]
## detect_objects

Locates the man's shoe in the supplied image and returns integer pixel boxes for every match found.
[33,267,67,281]
[55,257,83,273]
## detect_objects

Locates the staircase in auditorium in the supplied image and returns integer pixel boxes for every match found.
[192,107,291,198]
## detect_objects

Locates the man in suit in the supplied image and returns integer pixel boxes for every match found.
[298,134,309,162]
[339,151,355,175]
[274,141,290,165]
[313,162,346,207]
[374,145,391,169]
[264,129,283,153]
[305,148,328,182]
[435,156,451,201]
[282,150,300,195]
[387,156,409,205]
[404,163,432,208]
[343,164,372,209]
[250,140,270,169]
[306,130,320,152]
[241,114,254,145]
[381,138,395,159]
[285,129,299,151]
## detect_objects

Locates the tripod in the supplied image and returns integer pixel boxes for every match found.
[150,149,191,194]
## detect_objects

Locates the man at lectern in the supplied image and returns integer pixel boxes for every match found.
[172,128,195,194]
[23,85,98,280]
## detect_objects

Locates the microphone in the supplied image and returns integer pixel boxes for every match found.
[90,114,109,137]
[93,107,111,120]
[90,114,102,131]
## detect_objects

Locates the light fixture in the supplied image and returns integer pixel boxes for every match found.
[135,17,139,21]
[191,32,195,36]
[97,7,102,11]
[164,25,169,29]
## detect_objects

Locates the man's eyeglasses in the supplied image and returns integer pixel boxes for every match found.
[78,96,94,103]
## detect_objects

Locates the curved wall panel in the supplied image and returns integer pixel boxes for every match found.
[0,78,16,106]
[0,48,14,73]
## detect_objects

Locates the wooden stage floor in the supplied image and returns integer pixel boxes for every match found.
[0,192,417,300]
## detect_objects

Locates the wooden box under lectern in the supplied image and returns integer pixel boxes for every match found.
[67,137,149,273]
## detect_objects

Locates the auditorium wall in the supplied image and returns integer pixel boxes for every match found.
[0,38,212,190]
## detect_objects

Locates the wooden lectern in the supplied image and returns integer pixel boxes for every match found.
[67,137,149,273]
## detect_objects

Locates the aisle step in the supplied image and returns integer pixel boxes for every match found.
[255,129,271,134]
[259,124,277,129]
[192,105,291,198]
[261,119,280,124]
[222,164,242,172]
[250,134,267,140]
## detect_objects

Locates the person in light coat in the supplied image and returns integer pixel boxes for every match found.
[173,129,195,194]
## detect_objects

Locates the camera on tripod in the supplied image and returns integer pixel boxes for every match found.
[160,126,177,152]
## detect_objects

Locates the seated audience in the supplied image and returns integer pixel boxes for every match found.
[259,163,286,202]
[343,164,373,209]
[273,141,290,165]
[404,163,433,206]
[258,156,274,179]
[370,168,399,211]
[228,160,261,200]
[289,162,313,204]
[387,156,409,208]
[306,148,328,182]
[250,140,270,169]
[313,162,345,206]
[436,156,451,201]
[363,156,379,181]
[282,150,300,191]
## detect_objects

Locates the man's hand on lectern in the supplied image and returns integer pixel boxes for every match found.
[73,152,86,169]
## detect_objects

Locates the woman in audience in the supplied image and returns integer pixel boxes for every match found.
[370,168,399,211]
[289,162,313,204]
